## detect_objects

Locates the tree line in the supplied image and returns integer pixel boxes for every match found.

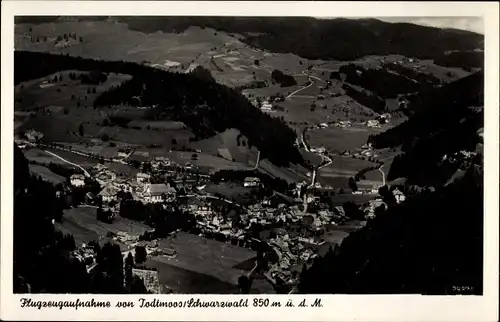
[118,17,483,61]
[14,51,303,167]
[271,69,298,87]
[339,63,437,99]
[298,161,483,294]
[13,143,149,294]
[433,51,484,70]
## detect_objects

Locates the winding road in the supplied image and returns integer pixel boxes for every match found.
[378,164,386,186]
[286,74,315,99]
[44,150,91,177]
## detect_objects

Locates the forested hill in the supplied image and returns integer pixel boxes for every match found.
[118,17,484,62]
[15,51,302,166]
[367,70,483,185]
[14,143,149,293]
[297,67,484,294]
[299,160,483,294]
[368,70,483,149]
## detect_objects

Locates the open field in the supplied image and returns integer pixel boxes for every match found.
[44,147,98,169]
[57,206,151,248]
[168,151,252,172]
[188,128,259,166]
[29,164,66,184]
[327,156,375,172]
[307,126,383,154]
[204,183,253,200]
[24,148,80,168]
[16,21,288,88]
[104,162,139,177]
[127,120,187,131]
[15,71,131,112]
[145,258,239,294]
[15,71,131,143]
[151,232,258,287]
[258,160,307,184]
[15,71,197,150]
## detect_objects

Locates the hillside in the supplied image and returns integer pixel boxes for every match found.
[16,16,484,67]
[119,17,484,62]
[296,64,484,294]
[299,161,483,294]
[15,51,303,167]
[367,70,484,185]
[14,143,150,294]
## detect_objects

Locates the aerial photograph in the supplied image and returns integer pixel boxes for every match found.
[13,16,484,295]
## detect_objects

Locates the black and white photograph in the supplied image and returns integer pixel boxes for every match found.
[1,2,499,321]
[10,14,488,294]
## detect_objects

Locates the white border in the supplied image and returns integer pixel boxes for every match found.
[1,2,499,321]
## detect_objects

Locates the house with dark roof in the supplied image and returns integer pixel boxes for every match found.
[98,185,118,203]
[145,183,176,203]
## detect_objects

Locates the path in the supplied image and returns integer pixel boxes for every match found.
[43,150,91,177]
[300,123,333,213]
[286,76,314,99]
[378,164,386,186]
[253,150,261,170]
[247,260,259,279]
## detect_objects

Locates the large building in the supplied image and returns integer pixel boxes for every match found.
[70,174,86,187]
[98,185,119,203]
[144,183,176,203]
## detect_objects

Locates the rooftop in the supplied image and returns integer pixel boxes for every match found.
[98,185,118,197]
[244,177,261,182]
[150,183,176,196]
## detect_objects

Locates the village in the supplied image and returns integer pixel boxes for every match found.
[17,128,406,293]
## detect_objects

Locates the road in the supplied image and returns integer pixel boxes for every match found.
[286,76,314,99]
[378,164,386,186]
[300,123,333,213]
[253,150,261,170]
[43,150,91,177]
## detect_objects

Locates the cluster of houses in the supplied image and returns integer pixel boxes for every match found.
[77,157,203,211]
[24,129,44,143]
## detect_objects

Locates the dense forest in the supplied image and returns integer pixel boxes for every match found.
[15,51,302,166]
[433,51,484,70]
[117,17,484,61]
[386,111,483,186]
[382,63,442,85]
[271,69,298,87]
[368,70,483,148]
[299,161,483,294]
[368,70,483,185]
[297,67,485,294]
[339,64,438,99]
[13,143,148,293]
[341,84,386,114]
[16,16,484,64]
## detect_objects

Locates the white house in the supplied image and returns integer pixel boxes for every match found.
[260,101,273,110]
[393,188,406,204]
[243,177,261,187]
[70,174,86,187]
